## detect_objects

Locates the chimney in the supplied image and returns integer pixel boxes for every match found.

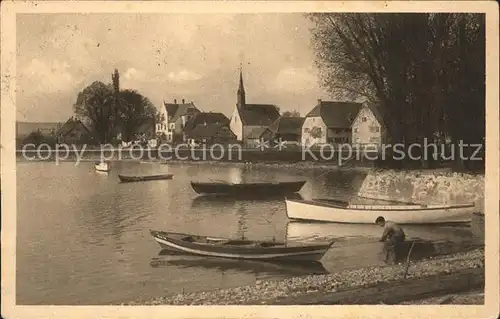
[182,98,185,104]
[174,99,177,104]
[317,99,322,104]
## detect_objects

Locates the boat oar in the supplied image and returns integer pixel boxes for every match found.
[403,241,416,279]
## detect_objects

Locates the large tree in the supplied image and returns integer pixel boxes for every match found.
[74,81,116,144]
[73,69,158,144]
[118,89,156,141]
[282,110,301,117]
[308,13,485,169]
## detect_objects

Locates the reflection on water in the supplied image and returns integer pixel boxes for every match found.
[16,161,473,305]
[285,221,475,272]
[151,250,328,277]
[286,222,473,244]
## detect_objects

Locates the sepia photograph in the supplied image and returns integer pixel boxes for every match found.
[1,1,499,318]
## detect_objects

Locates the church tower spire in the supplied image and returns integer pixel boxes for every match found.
[237,63,246,109]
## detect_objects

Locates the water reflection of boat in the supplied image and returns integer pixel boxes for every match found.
[150,230,334,261]
[150,251,328,275]
[191,193,303,208]
[286,222,472,244]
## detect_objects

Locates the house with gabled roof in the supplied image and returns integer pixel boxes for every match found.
[183,112,229,135]
[351,103,386,148]
[229,68,280,145]
[185,122,237,146]
[245,116,306,148]
[301,99,362,147]
[268,116,305,143]
[56,116,92,144]
[155,98,200,143]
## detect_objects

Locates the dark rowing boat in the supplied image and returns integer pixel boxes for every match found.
[118,173,173,183]
[150,230,333,261]
[190,180,306,196]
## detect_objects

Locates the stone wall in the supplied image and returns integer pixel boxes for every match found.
[357,169,485,211]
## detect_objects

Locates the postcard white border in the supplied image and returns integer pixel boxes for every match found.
[2,1,499,318]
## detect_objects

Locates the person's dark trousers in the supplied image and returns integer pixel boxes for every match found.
[383,233,406,264]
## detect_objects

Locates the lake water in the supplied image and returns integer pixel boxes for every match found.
[16,160,473,305]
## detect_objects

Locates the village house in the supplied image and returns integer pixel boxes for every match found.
[229,68,280,147]
[56,116,92,145]
[155,99,201,143]
[183,112,232,145]
[301,100,362,147]
[351,103,386,148]
[245,116,305,148]
[185,123,237,146]
[267,116,305,145]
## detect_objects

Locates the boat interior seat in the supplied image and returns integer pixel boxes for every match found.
[182,236,195,242]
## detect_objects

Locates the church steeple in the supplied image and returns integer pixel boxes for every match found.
[237,64,246,109]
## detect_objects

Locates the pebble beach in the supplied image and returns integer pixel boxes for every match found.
[127,247,484,305]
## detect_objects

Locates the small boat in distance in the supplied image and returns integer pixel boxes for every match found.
[285,197,476,225]
[150,230,333,261]
[190,180,306,196]
[95,161,110,172]
[118,173,173,183]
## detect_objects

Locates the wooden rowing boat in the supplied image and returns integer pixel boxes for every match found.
[285,197,475,224]
[118,173,173,183]
[190,180,306,196]
[150,230,334,261]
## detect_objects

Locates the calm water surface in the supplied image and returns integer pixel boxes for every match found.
[16,161,472,305]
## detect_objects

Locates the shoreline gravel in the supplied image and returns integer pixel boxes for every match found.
[126,247,484,305]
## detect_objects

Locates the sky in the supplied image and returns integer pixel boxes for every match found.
[16,13,329,122]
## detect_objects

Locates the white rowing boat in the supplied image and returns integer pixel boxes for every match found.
[285,197,475,224]
[95,161,110,172]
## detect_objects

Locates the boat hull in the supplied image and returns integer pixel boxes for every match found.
[285,198,475,224]
[150,230,332,261]
[190,180,306,196]
[95,163,109,172]
[118,174,173,183]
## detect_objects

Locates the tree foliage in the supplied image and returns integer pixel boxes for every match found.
[118,89,156,141]
[282,110,301,117]
[308,13,485,169]
[74,81,116,144]
[73,69,157,144]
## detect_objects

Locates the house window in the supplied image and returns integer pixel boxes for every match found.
[362,117,367,122]
[353,128,358,133]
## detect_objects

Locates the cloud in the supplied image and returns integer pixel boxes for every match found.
[167,69,202,83]
[19,58,78,94]
[274,67,319,93]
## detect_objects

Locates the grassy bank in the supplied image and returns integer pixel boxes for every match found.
[127,247,484,305]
